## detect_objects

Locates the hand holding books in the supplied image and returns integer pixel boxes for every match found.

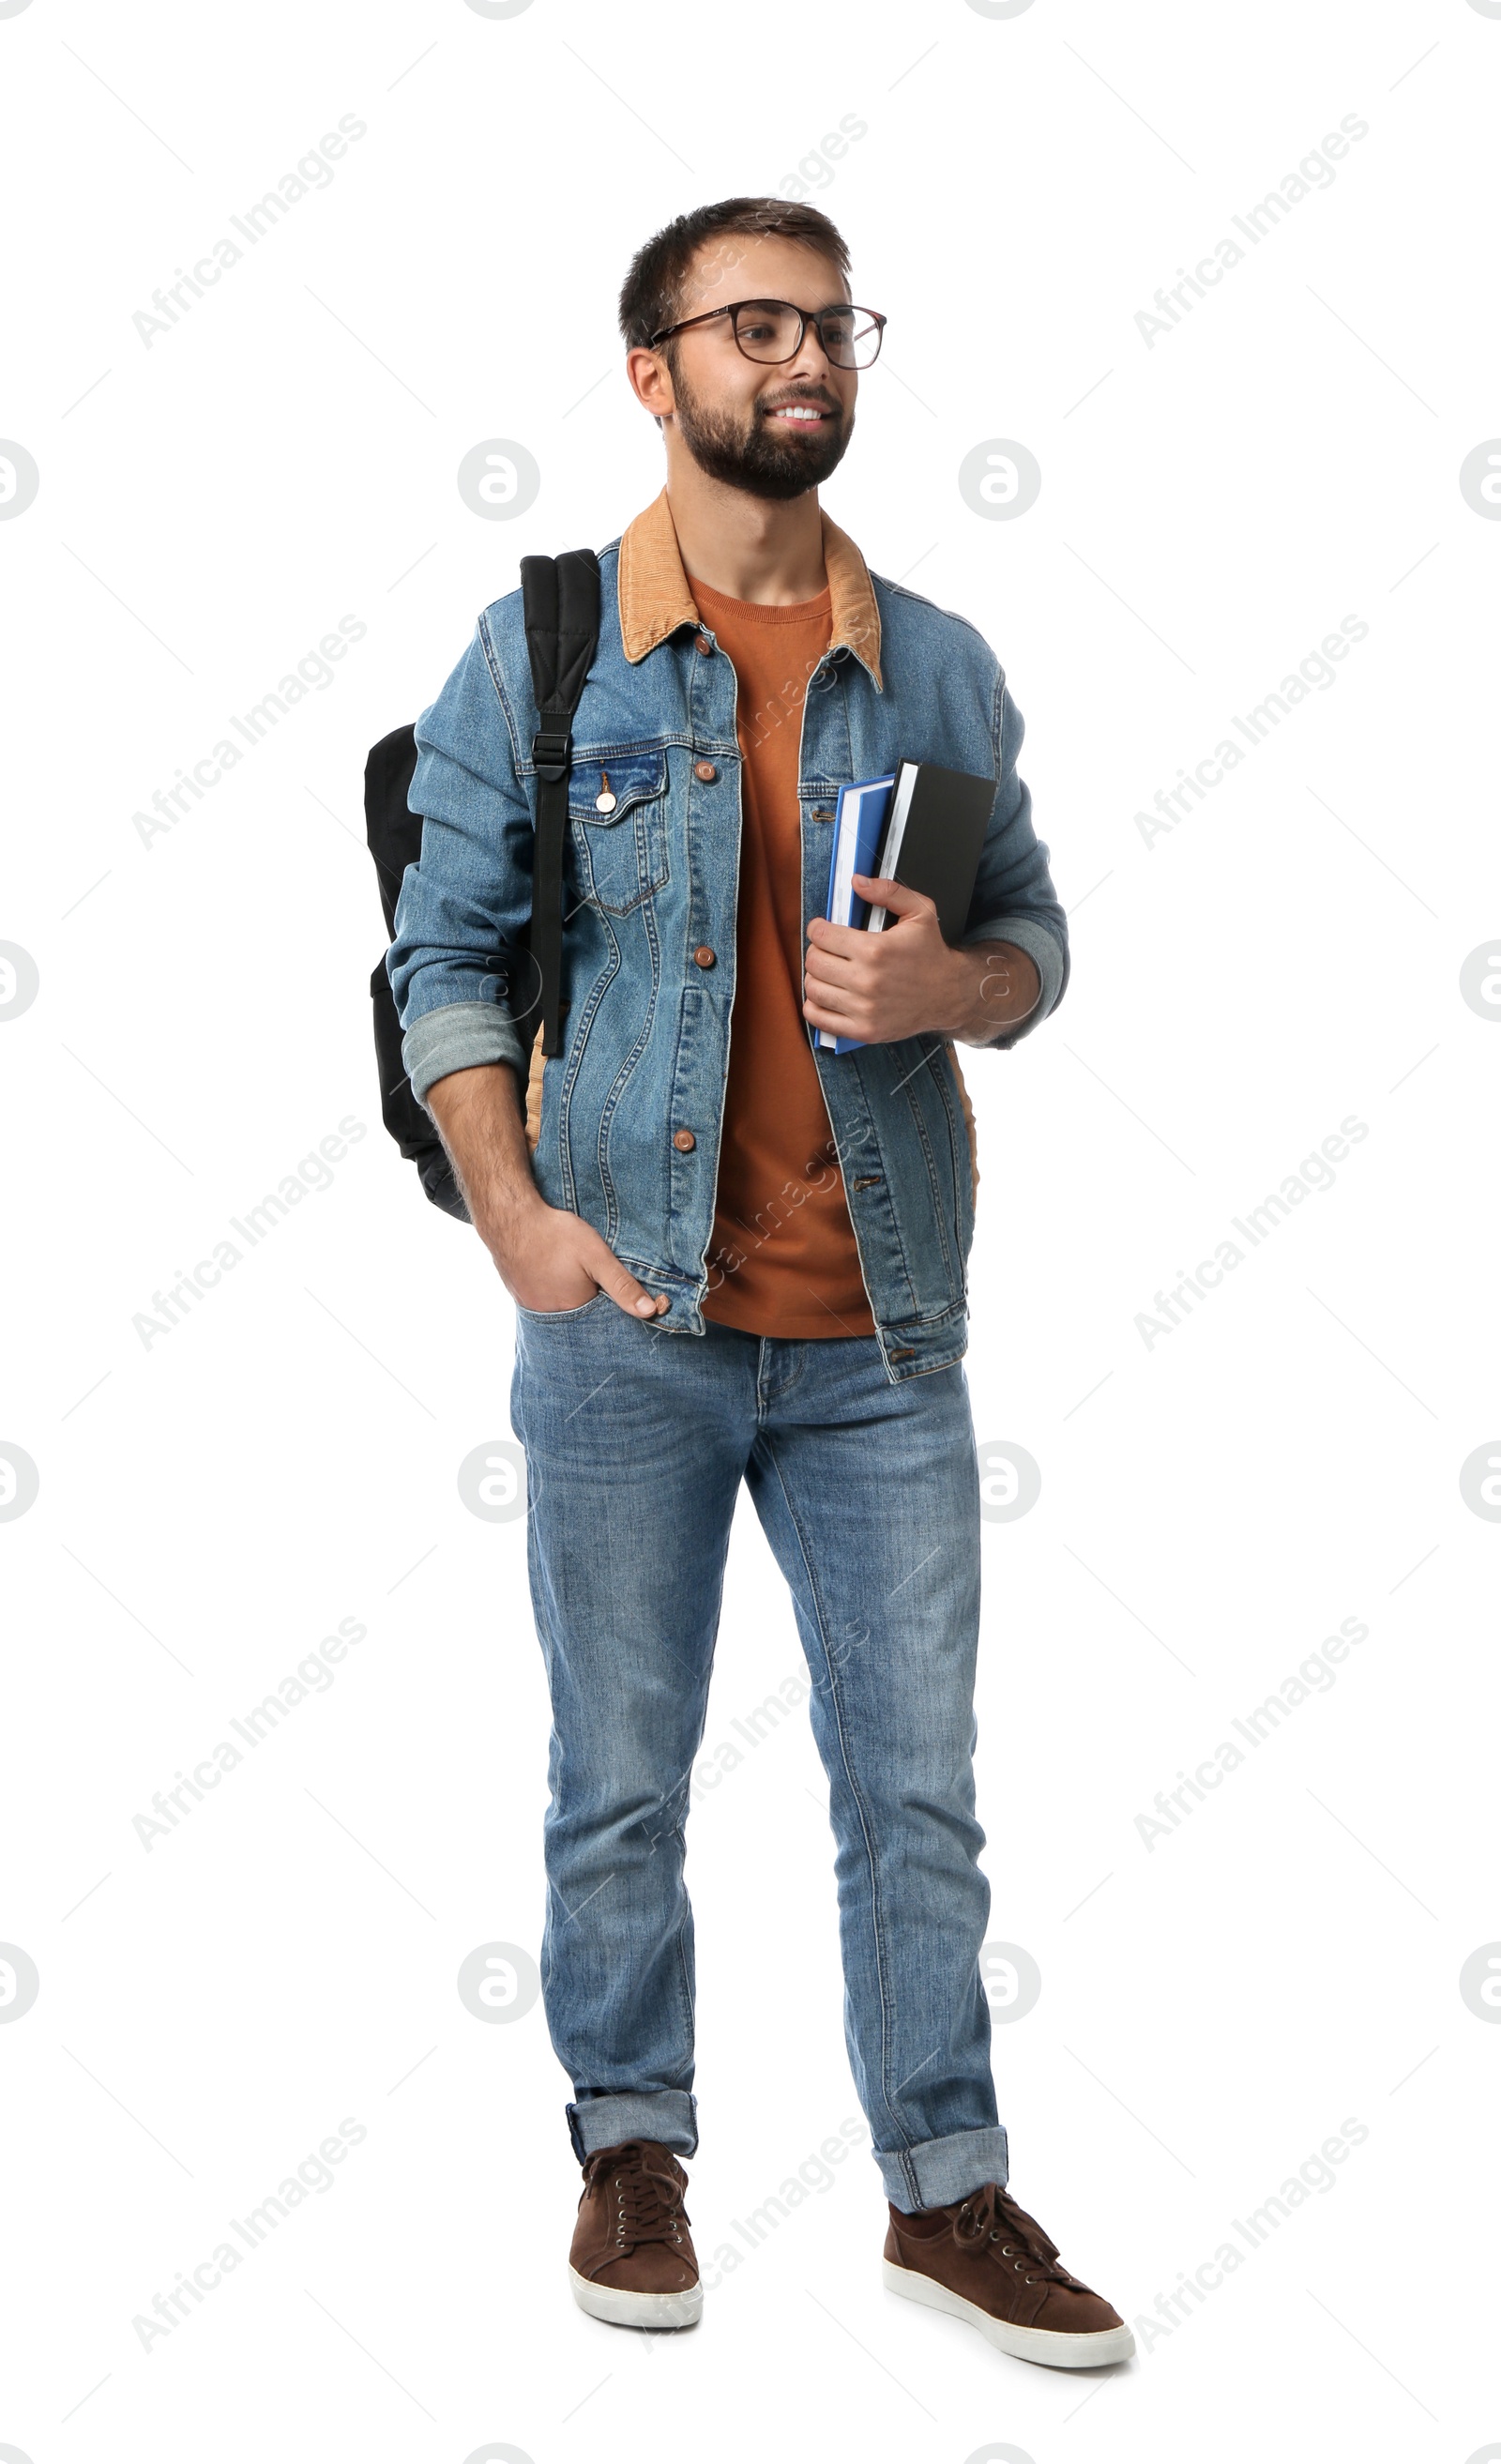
[809,760,995,1054]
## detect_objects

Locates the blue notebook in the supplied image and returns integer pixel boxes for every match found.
[814,773,894,1054]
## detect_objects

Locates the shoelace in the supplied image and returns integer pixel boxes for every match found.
[583,2140,691,2255]
[952,2184,1074,2288]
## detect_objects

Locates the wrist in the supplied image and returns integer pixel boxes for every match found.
[477,1182,550,1259]
[948,941,1040,1041]
[942,944,994,1038]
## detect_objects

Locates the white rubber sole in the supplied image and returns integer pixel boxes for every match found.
[569,2264,703,2330]
[883,2258,1134,2368]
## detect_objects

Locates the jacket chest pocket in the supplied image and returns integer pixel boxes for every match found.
[568,751,671,916]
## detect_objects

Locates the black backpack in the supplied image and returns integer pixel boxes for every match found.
[364,549,600,1221]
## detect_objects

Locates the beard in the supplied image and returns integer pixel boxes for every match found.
[669,366,852,501]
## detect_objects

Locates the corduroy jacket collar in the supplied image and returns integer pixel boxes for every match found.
[616,486,884,691]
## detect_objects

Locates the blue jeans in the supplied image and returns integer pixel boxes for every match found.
[508,1292,1009,2213]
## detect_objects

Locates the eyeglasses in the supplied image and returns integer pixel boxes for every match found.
[647,297,887,371]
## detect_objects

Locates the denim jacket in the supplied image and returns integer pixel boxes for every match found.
[387,491,1069,1382]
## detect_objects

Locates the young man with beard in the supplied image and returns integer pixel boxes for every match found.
[387,199,1131,2367]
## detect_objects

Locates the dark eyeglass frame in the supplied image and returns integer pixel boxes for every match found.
[646,297,887,370]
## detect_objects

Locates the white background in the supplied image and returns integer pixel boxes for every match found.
[3,2,1498,2459]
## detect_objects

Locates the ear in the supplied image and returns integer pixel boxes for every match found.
[626,344,675,421]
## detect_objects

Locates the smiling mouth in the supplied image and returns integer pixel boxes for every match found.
[764,403,836,425]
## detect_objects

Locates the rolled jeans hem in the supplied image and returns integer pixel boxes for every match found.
[880,2123,1009,2213]
[566,2091,699,2165]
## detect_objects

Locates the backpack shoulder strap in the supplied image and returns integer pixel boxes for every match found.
[520,549,600,1056]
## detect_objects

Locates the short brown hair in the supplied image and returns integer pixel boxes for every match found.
[618,197,852,350]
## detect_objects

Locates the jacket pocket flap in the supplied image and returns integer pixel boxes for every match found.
[568,751,666,825]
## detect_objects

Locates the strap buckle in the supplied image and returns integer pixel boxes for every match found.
[532,728,572,783]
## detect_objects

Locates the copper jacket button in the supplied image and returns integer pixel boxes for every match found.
[673,1128,696,1151]
[694,632,713,655]
[693,945,716,967]
[693,759,717,783]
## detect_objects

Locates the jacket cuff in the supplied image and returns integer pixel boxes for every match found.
[402,1001,529,1111]
[960,915,1066,1049]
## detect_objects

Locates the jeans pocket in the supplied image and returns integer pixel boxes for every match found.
[514,1287,614,1323]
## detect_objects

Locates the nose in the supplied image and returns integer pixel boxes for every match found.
[783,315,839,387]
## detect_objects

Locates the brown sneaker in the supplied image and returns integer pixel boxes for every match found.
[884,2183,1133,2368]
[568,2138,702,2329]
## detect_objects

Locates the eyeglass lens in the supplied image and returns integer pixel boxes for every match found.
[731,300,882,368]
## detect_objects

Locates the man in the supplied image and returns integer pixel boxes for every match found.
[387,197,1131,2368]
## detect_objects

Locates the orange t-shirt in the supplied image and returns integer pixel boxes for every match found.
[689,576,876,1340]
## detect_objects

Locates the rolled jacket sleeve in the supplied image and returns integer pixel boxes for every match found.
[958,667,1069,1050]
[385,616,537,1110]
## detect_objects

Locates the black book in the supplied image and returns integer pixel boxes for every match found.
[866,758,994,942]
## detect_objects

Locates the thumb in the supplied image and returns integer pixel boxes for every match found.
[581,1229,671,1318]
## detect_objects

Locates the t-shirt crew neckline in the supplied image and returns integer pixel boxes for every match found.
[688,575,832,627]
